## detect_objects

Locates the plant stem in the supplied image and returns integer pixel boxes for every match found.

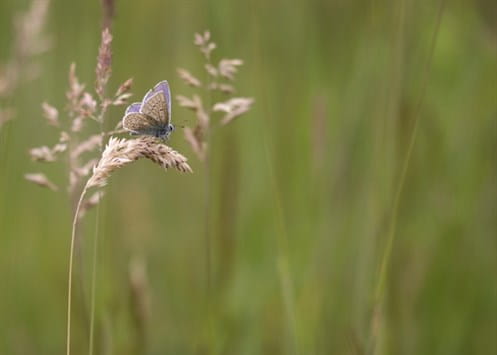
[67,183,89,355]
[88,109,106,355]
[264,141,299,355]
[88,192,101,355]
[368,0,446,353]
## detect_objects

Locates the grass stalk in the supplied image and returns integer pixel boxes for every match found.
[67,183,90,355]
[369,0,446,353]
[89,76,108,355]
[264,141,300,355]
[88,192,102,355]
[374,0,446,306]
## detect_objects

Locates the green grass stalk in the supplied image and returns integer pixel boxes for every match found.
[370,1,447,353]
[67,183,89,355]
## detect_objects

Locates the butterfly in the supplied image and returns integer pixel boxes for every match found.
[122,80,175,140]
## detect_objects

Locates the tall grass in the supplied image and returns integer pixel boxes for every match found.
[368,0,447,353]
[0,0,495,354]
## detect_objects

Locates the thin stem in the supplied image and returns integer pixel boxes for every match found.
[67,183,89,355]
[368,0,446,353]
[203,56,214,353]
[88,191,101,355]
[374,0,446,306]
[89,106,106,355]
[203,151,211,293]
[249,5,299,351]
[203,147,214,354]
[263,141,300,355]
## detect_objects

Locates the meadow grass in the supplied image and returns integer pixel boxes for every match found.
[0,0,495,354]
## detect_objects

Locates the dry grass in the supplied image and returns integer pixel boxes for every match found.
[87,136,191,188]
[176,30,254,160]
[24,172,58,191]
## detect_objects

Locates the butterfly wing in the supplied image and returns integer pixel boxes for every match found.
[122,112,162,135]
[140,91,168,125]
[125,102,142,114]
[141,80,171,125]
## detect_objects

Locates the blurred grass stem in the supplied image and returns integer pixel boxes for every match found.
[370,0,446,353]
[67,183,90,355]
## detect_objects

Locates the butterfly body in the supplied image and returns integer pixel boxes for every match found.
[122,80,175,140]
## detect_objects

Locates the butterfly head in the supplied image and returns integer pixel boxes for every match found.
[155,123,175,140]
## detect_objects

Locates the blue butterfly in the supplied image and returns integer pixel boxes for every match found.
[122,80,174,139]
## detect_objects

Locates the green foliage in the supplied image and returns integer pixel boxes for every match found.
[0,0,495,354]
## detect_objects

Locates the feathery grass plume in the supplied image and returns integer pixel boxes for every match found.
[213,97,255,125]
[194,30,216,60]
[86,136,191,188]
[177,68,202,87]
[41,102,59,126]
[176,30,254,160]
[0,0,51,130]
[95,28,112,101]
[24,173,58,191]
[29,142,67,162]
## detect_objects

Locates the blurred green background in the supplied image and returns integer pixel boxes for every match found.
[0,0,496,354]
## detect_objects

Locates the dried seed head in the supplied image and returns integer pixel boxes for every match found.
[59,131,70,142]
[194,31,210,46]
[194,31,216,59]
[87,137,192,189]
[41,102,59,127]
[176,95,199,110]
[29,142,67,162]
[81,92,97,117]
[213,97,254,125]
[52,143,67,154]
[204,64,218,77]
[74,159,99,179]
[67,63,85,106]
[184,126,207,161]
[115,78,133,96]
[71,134,103,160]
[218,59,243,81]
[177,68,202,87]
[25,172,58,191]
[176,31,252,161]
[209,82,235,94]
[112,92,132,106]
[29,146,56,162]
[176,94,209,128]
[95,28,113,99]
